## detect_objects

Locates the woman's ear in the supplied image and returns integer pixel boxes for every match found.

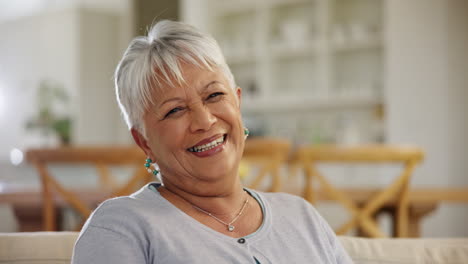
[235,87,242,108]
[131,127,154,159]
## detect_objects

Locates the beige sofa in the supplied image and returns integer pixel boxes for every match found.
[0,232,467,264]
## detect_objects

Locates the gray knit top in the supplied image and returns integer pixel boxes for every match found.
[72,183,353,263]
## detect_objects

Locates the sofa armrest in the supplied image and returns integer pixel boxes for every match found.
[339,236,468,264]
[0,232,79,264]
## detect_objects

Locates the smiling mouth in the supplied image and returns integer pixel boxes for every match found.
[187,134,227,153]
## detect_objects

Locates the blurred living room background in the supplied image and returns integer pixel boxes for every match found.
[0,0,467,237]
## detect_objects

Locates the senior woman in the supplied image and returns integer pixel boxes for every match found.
[72,20,352,264]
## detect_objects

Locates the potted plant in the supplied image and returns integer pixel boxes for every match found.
[25,80,72,145]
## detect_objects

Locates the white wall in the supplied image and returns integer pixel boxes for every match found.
[386,0,468,237]
[0,9,80,160]
[0,3,134,231]
[74,9,131,145]
[446,0,468,187]
[0,4,134,161]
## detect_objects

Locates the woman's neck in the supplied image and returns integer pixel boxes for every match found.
[158,181,247,217]
[157,180,263,238]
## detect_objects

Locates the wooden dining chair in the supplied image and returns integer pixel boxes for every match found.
[26,146,150,231]
[295,144,424,238]
[241,138,291,192]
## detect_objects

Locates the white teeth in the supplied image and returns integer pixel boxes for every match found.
[188,136,225,153]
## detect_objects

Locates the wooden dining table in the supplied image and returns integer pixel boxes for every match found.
[1,182,467,236]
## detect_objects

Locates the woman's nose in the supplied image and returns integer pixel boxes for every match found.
[189,105,216,133]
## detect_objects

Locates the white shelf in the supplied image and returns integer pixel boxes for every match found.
[242,96,382,115]
[270,41,322,60]
[332,37,383,53]
[212,1,257,16]
[266,0,316,8]
[182,0,385,143]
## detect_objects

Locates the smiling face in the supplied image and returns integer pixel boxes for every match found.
[132,62,244,195]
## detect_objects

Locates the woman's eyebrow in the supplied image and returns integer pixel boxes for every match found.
[158,81,222,107]
[159,97,184,108]
[200,80,222,92]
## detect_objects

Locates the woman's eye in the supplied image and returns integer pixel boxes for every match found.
[207,92,224,101]
[164,107,184,118]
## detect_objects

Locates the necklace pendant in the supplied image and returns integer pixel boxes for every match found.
[228,225,235,232]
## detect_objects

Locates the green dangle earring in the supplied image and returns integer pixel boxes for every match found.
[244,127,249,139]
[144,158,159,176]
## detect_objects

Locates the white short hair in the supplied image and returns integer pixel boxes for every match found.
[114,20,236,135]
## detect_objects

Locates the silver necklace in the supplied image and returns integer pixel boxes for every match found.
[192,193,249,232]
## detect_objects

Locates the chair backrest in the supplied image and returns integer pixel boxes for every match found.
[26,146,149,231]
[241,138,291,192]
[295,144,424,238]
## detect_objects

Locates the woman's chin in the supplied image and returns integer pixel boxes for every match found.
[183,137,242,183]
[191,158,239,183]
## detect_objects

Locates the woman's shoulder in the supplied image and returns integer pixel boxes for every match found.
[73,185,162,263]
[253,190,309,205]
[83,184,163,229]
[97,184,155,209]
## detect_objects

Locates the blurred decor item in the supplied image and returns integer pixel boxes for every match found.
[25,80,72,145]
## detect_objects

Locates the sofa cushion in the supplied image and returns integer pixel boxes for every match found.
[339,236,468,264]
[1,232,468,264]
[0,232,78,264]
